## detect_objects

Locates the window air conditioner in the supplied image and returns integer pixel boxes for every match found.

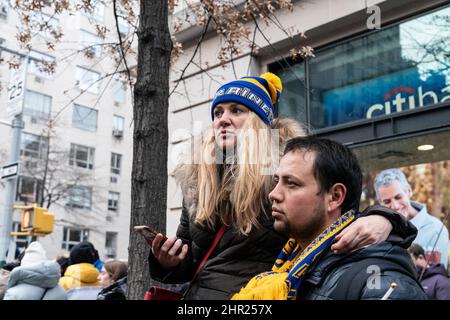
[106,247,117,257]
[0,6,8,17]
[112,129,123,138]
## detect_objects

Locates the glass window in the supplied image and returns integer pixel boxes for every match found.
[80,29,102,58]
[274,62,307,123]
[28,50,55,79]
[105,232,118,258]
[24,90,52,120]
[30,11,60,40]
[66,185,92,209]
[16,176,43,203]
[114,82,126,103]
[76,67,100,94]
[72,104,97,131]
[0,0,10,18]
[108,191,119,211]
[110,153,122,175]
[117,15,128,34]
[61,227,89,250]
[20,132,49,159]
[69,143,95,169]
[81,0,105,22]
[275,6,450,129]
[112,115,124,131]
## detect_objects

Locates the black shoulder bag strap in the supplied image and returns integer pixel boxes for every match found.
[40,288,49,300]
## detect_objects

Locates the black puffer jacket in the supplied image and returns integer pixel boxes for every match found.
[148,205,417,300]
[297,241,428,300]
[97,277,127,300]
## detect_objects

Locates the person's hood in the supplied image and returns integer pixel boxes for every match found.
[64,263,100,285]
[21,242,47,267]
[422,263,448,278]
[304,240,416,286]
[7,260,61,289]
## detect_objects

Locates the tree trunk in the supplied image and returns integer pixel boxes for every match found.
[128,0,172,300]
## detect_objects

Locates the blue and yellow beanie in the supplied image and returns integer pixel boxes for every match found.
[211,72,283,126]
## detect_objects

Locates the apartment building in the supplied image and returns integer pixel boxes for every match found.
[0,1,134,260]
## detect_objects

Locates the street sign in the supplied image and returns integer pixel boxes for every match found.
[6,61,27,117]
[1,162,19,180]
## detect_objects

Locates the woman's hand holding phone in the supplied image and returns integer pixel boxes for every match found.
[152,234,189,269]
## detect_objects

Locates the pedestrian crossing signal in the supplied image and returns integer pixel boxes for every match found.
[13,204,54,236]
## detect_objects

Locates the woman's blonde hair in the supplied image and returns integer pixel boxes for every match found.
[175,113,305,235]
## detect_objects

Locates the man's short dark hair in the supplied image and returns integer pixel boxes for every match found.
[284,136,362,213]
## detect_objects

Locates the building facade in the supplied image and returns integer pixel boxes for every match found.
[167,0,450,240]
[0,1,134,260]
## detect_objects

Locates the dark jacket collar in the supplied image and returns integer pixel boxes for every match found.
[304,241,415,286]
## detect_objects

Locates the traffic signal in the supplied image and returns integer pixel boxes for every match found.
[14,204,54,236]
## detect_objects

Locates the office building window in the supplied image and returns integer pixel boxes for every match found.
[81,0,105,22]
[117,15,128,34]
[110,153,122,175]
[105,232,118,258]
[0,0,10,18]
[61,227,89,251]
[114,82,126,103]
[112,115,124,131]
[112,115,124,138]
[69,143,95,169]
[20,132,49,159]
[80,29,102,58]
[16,176,43,203]
[28,50,55,79]
[72,104,97,131]
[76,66,100,94]
[24,90,52,120]
[108,191,119,211]
[30,11,60,40]
[66,185,92,209]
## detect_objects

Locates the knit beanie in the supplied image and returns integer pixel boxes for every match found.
[69,241,96,265]
[21,242,47,267]
[211,72,283,126]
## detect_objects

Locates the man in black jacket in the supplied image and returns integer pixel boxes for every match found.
[233,136,427,300]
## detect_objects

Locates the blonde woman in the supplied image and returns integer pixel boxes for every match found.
[148,73,416,300]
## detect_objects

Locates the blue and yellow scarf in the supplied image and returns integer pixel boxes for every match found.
[231,210,356,300]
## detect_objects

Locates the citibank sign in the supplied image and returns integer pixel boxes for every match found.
[366,85,450,118]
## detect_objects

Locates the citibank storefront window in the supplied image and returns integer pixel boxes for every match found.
[274,5,449,130]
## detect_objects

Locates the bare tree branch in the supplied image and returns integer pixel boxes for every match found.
[113,0,134,93]
[169,15,212,97]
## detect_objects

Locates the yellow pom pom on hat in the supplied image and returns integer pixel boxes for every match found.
[260,72,283,103]
[211,72,283,126]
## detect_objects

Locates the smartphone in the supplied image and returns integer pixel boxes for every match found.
[134,225,167,246]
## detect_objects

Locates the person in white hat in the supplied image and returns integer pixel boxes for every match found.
[3,242,67,300]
